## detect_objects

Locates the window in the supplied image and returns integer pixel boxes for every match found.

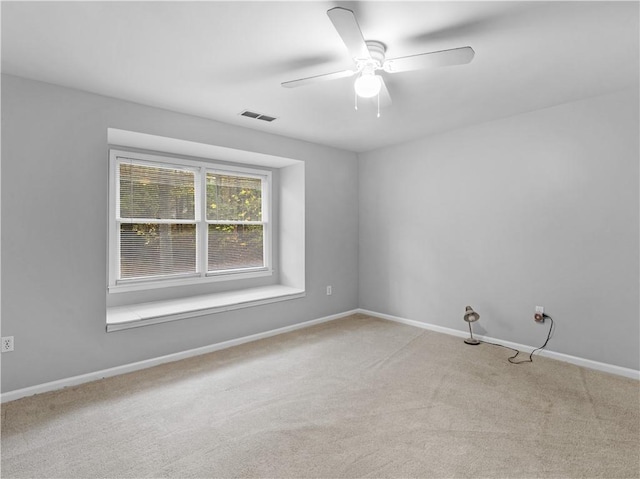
[106,131,305,330]
[109,150,271,292]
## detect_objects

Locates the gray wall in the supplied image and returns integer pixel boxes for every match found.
[1,75,359,392]
[359,88,639,370]
[3,74,638,394]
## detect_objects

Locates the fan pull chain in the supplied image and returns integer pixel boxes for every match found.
[354,91,358,111]
[377,92,380,118]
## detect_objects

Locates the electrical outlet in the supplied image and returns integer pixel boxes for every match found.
[1,336,14,353]
[326,285,332,296]
[534,306,545,323]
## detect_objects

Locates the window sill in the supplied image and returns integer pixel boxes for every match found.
[106,285,306,332]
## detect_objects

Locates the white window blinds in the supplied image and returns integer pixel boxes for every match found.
[118,161,197,280]
[110,151,271,290]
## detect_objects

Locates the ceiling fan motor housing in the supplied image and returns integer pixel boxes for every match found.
[366,41,386,63]
[358,40,386,71]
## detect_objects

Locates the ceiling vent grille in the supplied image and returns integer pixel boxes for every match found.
[239,110,277,122]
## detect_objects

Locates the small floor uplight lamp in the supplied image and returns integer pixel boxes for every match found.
[463,306,480,345]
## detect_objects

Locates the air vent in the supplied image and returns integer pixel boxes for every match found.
[240,110,277,122]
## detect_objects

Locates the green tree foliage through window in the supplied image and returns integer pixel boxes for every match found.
[207,173,261,222]
[206,173,263,271]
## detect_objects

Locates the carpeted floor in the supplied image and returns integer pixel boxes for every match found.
[1,314,639,478]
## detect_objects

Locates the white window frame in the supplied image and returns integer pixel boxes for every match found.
[108,149,272,293]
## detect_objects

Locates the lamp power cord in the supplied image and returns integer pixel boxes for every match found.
[481,314,555,364]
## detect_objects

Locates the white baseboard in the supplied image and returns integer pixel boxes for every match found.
[358,308,640,380]
[1,310,357,403]
[3,307,637,403]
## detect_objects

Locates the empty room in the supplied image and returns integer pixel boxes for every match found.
[1,1,638,478]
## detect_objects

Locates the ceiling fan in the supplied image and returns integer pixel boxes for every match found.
[282,7,475,115]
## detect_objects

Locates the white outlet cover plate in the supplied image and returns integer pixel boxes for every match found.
[1,336,14,352]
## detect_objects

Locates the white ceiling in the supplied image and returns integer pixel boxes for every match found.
[2,1,638,153]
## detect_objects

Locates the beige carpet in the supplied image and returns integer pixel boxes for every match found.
[1,314,639,478]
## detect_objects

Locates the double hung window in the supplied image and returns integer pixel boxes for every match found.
[109,150,271,291]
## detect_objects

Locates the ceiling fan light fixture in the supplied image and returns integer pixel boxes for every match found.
[282,7,474,113]
[354,71,381,98]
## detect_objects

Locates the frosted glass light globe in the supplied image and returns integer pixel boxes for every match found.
[354,72,381,98]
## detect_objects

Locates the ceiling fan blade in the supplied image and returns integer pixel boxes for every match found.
[383,46,475,73]
[281,69,355,88]
[327,7,371,61]
[378,77,392,107]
